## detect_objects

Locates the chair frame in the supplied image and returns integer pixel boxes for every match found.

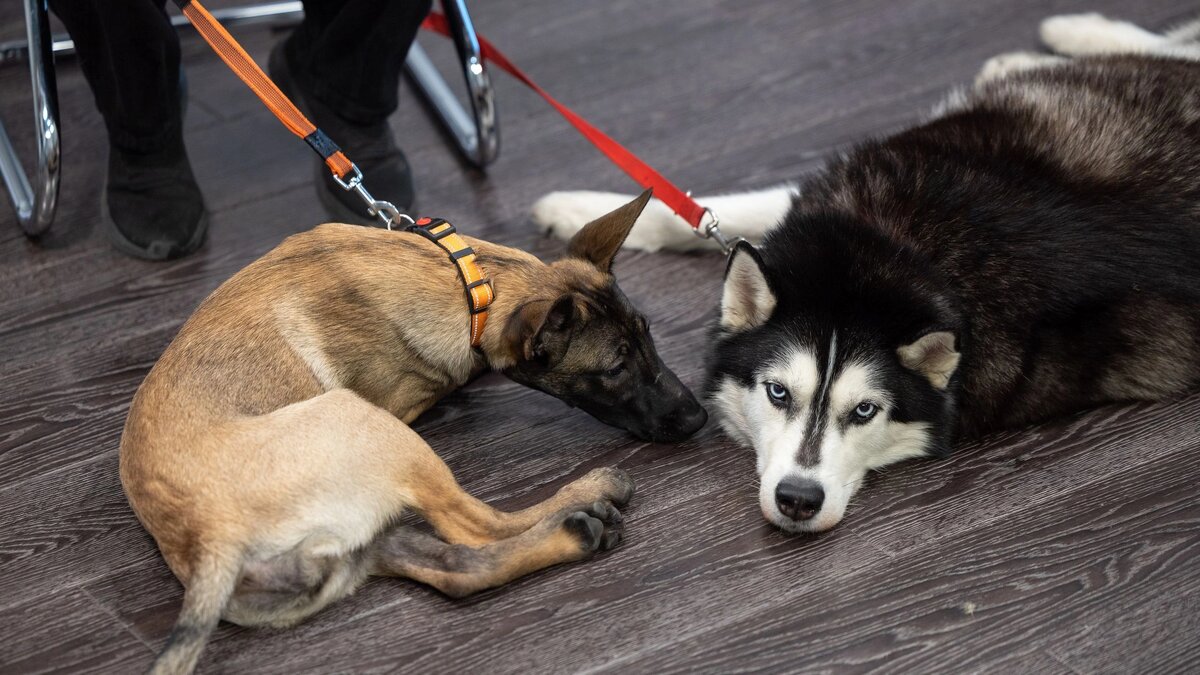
[0,0,498,237]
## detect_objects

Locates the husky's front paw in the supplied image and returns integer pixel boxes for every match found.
[532,190,701,252]
[532,191,625,241]
[1040,13,1161,56]
[976,51,1064,85]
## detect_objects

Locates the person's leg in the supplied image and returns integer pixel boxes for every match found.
[290,0,431,124]
[270,0,433,221]
[48,0,207,259]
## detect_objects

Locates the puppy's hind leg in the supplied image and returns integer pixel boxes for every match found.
[1040,13,1200,60]
[403,454,636,547]
[267,388,635,548]
[370,502,624,597]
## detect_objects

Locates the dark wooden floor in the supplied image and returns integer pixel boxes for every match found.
[2,1,1199,673]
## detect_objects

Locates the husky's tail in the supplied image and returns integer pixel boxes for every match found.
[149,554,239,675]
[532,184,799,253]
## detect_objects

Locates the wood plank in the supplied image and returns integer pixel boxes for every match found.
[0,589,152,674]
[600,446,1200,673]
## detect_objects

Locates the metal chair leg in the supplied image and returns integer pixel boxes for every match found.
[405,0,499,169]
[0,0,60,237]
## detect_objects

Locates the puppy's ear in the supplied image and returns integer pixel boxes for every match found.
[897,331,960,389]
[508,294,577,366]
[566,189,654,272]
[720,241,776,331]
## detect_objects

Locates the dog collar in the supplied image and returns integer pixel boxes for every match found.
[407,217,495,348]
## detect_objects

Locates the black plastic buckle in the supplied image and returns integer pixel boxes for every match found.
[465,278,493,313]
[406,217,448,240]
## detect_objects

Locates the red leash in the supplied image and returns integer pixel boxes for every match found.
[178,2,729,248]
[421,13,727,245]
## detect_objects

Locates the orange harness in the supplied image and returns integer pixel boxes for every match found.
[172,0,494,348]
[408,218,494,346]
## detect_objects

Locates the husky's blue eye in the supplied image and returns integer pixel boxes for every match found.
[853,401,878,422]
[765,381,790,406]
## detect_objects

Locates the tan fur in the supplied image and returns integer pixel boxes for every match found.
[122,222,638,674]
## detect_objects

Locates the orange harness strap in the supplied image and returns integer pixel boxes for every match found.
[408,218,495,347]
[173,0,353,180]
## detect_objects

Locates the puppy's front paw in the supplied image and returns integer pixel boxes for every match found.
[563,466,636,508]
[562,500,625,553]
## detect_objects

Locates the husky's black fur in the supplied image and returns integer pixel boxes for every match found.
[712,55,1200,446]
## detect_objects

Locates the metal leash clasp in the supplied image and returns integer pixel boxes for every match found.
[332,163,415,231]
[692,207,744,255]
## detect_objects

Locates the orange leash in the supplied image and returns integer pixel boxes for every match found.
[171,0,494,348]
[173,0,353,181]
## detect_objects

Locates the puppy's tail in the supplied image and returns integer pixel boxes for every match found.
[149,554,239,675]
[532,184,799,253]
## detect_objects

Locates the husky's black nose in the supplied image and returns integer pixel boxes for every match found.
[775,479,824,521]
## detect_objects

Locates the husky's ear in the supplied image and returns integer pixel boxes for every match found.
[721,241,776,331]
[508,294,577,366]
[566,189,653,272]
[897,331,960,389]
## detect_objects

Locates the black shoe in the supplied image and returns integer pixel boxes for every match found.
[103,139,208,261]
[268,39,414,225]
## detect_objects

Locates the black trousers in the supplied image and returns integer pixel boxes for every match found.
[49,0,433,154]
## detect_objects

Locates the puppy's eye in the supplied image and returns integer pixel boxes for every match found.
[852,401,878,422]
[604,362,625,378]
[764,381,790,407]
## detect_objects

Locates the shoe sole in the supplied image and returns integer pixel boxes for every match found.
[101,163,209,261]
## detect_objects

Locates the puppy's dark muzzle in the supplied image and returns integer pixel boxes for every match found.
[640,398,708,443]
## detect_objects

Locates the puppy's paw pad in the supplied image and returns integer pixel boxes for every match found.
[600,526,624,551]
[562,511,605,552]
[587,500,625,527]
[562,502,625,553]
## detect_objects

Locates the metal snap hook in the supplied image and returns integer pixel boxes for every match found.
[332,163,414,230]
[692,208,744,255]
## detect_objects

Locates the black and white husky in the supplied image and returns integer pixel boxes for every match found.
[532,13,1200,532]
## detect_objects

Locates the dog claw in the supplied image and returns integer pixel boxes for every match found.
[601,528,623,551]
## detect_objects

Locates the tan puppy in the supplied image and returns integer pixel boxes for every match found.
[121,192,705,674]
